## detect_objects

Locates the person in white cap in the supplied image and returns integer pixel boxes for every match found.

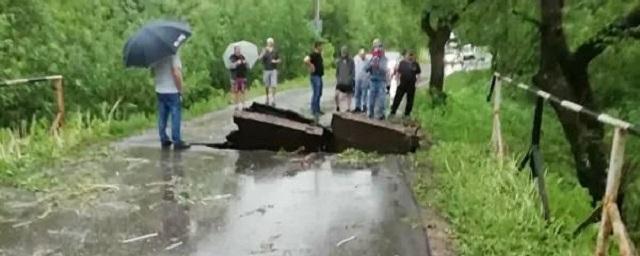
[259,37,281,106]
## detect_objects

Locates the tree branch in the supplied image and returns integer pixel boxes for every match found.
[461,0,478,13]
[452,0,477,25]
[511,9,541,27]
[421,10,436,37]
[424,0,477,32]
[573,4,640,65]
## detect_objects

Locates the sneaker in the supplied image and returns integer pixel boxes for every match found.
[353,108,362,113]
[336,107,340,112]
[161,141,173,148]
[174,142,191,150]
[318,110,326,115]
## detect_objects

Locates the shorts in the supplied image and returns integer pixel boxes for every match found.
[336,83,354,94]
[232,78,247,93]
[263,70,278,87]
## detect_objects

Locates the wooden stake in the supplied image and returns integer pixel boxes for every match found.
[595,128,631,256]
[609,204,637,256]
[51,78,65,134]
[490,78,504,166]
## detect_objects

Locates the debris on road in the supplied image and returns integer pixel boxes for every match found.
[88,184,120,192]
[121,232,158,243]
[165,241,183,251]
[336,235,357,247]
[202,194,233,202]
[240,205,274,217]
[11,203,54,229]
[11,220,33,228]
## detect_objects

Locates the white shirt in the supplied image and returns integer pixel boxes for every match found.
[152,54,182,94]
[354,55,368,80]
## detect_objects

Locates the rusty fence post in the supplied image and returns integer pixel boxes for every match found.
[51,76,65,134]
[595,128,637,256]
[490,75,505,166]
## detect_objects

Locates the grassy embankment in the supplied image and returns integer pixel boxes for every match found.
[410,71,636,255]
[0,77,310,191]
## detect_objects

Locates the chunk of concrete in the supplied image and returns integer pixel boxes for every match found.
[227,111,325,152]
[246,103,315,124]
[330,113,421,154]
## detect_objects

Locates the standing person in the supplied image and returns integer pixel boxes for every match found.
[365,45,389,120]
[390,49,407,100]
[334,46,355,112]
[372,38,382,49]
[353,48,369,113]
[370,38,388,116]
[390,51,422,118]
[304,41,325,120]
[151,53,190,150]
[259,37,281,106]
[229,45,248,111]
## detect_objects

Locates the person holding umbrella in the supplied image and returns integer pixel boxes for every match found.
[229,45,249,110]
[223,41,259,110]
[151,53,190,150]
[123,20,192,150]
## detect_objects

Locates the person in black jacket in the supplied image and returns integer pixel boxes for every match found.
[390,51,421,117]
[304,41,325,120]
[334,46,355,112]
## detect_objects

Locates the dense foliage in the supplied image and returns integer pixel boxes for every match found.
[414,72,596,255]
[451,0,640,246]
[0,0,422,128]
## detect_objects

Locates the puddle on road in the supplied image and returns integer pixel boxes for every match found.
[0,148,427,256]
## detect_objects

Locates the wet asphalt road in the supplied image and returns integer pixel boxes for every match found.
[0,82,429,256]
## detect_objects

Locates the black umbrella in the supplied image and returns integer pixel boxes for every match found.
[123,20,192,68]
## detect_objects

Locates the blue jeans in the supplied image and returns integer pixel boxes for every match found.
[354,77,369,110]
[368,80,386,119]
[157,93,182,143]
[310,75,323,115]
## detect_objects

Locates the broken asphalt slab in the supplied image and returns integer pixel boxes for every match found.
[213,102,424,154]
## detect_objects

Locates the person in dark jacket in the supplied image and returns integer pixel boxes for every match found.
[229,45,248,111]
[304,41,325,120]
[390,51,421,117]
[334,46,356,112]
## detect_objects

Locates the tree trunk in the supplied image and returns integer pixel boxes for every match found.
[428,28,451,103]
[536,0,607,205]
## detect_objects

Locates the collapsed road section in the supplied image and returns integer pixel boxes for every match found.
[209,103,424,154]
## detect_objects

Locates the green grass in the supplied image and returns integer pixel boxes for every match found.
[0,76,310,191]
[411,71,607,255]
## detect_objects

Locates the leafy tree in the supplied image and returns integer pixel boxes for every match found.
[399,0,477,103]
[457,0,640,229]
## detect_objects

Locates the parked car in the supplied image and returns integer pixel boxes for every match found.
[461,44,476,61]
